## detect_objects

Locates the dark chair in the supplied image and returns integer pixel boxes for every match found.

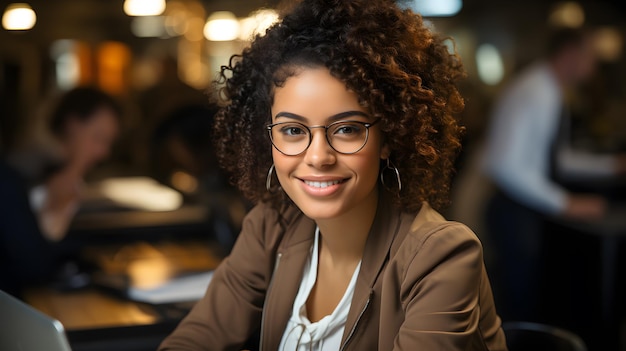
[503,321,587,351]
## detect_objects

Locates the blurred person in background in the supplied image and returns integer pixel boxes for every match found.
[1,87,121,296]
[482,28,626,322]
[9,86,121,241]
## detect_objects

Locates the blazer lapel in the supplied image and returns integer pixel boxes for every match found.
[340,191,405,348]
[261,214,316,351]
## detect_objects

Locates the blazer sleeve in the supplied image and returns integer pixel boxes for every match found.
[158,204,279,351]
[393,223,503,350]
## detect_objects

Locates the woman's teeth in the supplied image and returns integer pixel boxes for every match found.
[304,180,341,188]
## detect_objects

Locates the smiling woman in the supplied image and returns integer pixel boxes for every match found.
[159,0,507,350]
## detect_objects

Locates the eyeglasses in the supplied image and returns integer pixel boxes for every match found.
[266,119,381,156]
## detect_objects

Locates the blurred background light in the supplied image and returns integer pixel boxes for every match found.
[204,11,239,41]
[178,39,210,88]
[401,0,462,17]
[51,40,81,90]
[2,3,36,30]
[476,43,505,85]
[130,57,162,91]
[548,2,585,28]
[183,16,204,41]
[238,9,279,41]
[131,16,166,38]
[124,0,166,17]
[164,14,186,36]
[97,41,132,95]
[594,27,623,62]
[100,177,183,211]
[170,171,199,194]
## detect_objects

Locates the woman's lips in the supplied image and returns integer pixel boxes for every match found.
[298,177,348,196]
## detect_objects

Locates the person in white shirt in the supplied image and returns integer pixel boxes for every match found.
[482,28,625,322]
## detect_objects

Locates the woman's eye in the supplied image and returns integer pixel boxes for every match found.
[280,126,306,136]
[334,124,362,135]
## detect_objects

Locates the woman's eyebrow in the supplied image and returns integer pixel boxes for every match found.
[275,112,307,121]
[327,110,370,121]
[274,110,370,122]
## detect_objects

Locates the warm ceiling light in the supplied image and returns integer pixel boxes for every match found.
[203,11,239,41]
[548,2,584,28]
[124,0,166,17]
[2,3,36,31]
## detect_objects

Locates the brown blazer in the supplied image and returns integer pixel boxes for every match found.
[159,194,508,350]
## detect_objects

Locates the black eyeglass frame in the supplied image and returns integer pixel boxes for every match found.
[266,118,381,156]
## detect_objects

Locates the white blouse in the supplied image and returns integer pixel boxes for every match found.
[278,228,362,351]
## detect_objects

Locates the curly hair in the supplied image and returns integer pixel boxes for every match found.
[213,0,465,212]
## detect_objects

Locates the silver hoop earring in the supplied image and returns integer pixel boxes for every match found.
[380,158,402,192]
[266,164,278,192]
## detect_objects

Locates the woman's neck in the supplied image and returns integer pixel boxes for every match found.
[315,188,379,266]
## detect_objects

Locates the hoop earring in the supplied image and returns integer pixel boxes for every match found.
[380,158,402,192]
[266,164,278,193]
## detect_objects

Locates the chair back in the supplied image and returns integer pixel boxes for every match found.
[503,321,587,351]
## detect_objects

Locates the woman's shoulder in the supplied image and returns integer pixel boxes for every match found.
[388,203,486,297]
[241,201,312,248]
[393,202,482,265]
[244,200,303,227]
[410,202,478,241]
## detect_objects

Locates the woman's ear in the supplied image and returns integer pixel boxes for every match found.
[380,144,391,160]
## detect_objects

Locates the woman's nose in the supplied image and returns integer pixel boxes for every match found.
[303,129,336,168]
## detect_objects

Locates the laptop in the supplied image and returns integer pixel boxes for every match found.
[0,290,72,351]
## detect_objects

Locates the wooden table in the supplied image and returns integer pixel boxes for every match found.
[23,240,223,351]
[24,288,160,330]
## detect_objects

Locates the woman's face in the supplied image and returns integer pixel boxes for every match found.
[270,67,389,221]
